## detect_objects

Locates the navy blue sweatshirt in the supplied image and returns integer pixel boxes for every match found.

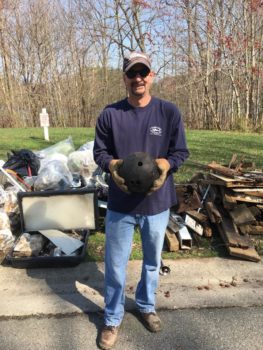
[93,96,189,215]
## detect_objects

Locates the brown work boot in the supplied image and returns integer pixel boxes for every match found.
[140,312,162,332]
[99,325,120,350]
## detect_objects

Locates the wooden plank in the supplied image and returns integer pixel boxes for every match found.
[243,171,263,183]
[203,225,213,238]
[185,211,212,238]
[247,206,262,217]
[239,225,263,235]
[219,214,252,249]
[209,173,255,187]
[205,201,222,223]
[229,204,256,225]
[165,228,180,252]
[184,214,203,236]
[228,154,237,168]
[186,210,209,224]
[207,161,242,178]
[200,178,227,187]
[227,246,261,263]
[220,187,237,209]
[216,220,261,262]
[232,193,263,204]
[232,188,263,198]
[175,185,201,213]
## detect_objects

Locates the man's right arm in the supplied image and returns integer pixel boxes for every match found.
[93,112,114,173]
[93,112,129,193]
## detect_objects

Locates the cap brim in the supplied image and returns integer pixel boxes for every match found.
[124,58,151,73]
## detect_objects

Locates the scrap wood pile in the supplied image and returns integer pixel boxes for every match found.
[166,156,263,262]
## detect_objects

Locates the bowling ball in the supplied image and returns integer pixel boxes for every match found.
[118,152,160,193]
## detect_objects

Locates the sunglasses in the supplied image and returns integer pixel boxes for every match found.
[126,67,150,79]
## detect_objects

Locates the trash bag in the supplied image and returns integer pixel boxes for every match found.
[38,153,68,172]
[93,167,109,200]
[3,149,40,177]
[0,185,7,206]
[4,187,19,214]
[67,150,97,174]
[34,160,73,191]
[0,228,15,252]
[35,136,75,158]
[78,140,94,151]
[0,209,10,230]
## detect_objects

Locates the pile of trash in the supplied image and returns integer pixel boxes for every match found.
[166,157,263,262]
[0,136,106,261]
[1,138,262,264]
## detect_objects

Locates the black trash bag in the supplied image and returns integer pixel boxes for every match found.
[118,152,160,193]
[3,149,40,177]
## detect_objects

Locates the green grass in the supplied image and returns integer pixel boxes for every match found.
[1,128,261,181]
[0,128,262,261]
[0,128,94,159]
[179,130,263,182]
[86,226,225,262]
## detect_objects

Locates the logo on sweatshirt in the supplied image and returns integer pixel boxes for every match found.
[150,126,162,136]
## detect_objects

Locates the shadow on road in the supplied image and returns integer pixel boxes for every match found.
[26,260,136,348]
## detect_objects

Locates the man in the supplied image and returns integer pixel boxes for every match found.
[93,51,189,350]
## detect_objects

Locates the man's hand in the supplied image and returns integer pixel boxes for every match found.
[147,158,170,195]
[109,159,130,194]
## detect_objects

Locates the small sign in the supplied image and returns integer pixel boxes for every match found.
[40,108,49,127]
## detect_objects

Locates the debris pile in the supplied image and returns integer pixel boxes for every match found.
[0,138,262,265]
[0,137,98,263]
[166,157,263,262]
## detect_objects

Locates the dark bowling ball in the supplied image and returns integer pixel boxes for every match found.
[118,152,160,193]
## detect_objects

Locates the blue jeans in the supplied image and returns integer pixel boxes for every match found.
[104,209,170,326]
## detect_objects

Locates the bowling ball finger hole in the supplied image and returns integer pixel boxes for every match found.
[130,180,141,185]
[138,162,143,166]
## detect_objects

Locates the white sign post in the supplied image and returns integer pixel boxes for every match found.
[40,108,50,141]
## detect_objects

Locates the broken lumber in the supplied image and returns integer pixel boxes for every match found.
[207,161,242,178]
[165,227,180,252]
[226,245,261,263]
[239,224,263,235]
[230,193,263,204]
[186,210,209,224]
[175,185,201,213]
[218,212,252,249]
[186,210,213,237]
[231,188,263,198]
[205,201,222,223]
[229,204,256,226]
[214,204,261,262]
[208,173,255,187]
[184,214,203,236]
[220,186,237,209]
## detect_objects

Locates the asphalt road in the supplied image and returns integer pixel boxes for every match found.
[0,307,262,350]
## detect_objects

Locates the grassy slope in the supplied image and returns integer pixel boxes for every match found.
[0,128,262,261]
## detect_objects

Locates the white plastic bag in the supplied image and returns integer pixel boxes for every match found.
[35,136,75,158]
[0,209,10,229]
[0,185,7,206]
[39,153,68,172]
[78,140,94,151]
[0,228,15,252]
[67,150,97,174]
[3,187,19,214]
[34,160,73,191]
